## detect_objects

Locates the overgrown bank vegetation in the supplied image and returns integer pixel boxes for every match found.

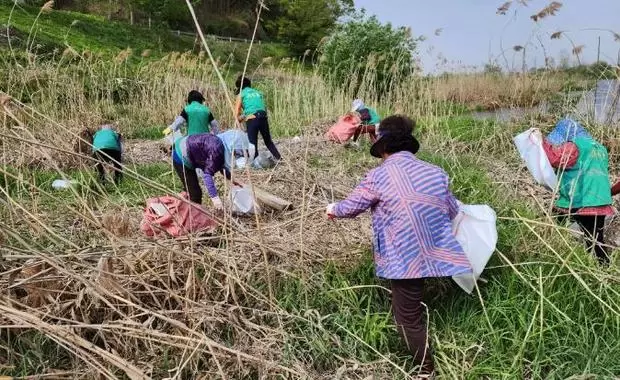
[1,1,620,379]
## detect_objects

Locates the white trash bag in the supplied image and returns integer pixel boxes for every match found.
[235,156,248,169]
[52,179,77,190]
[230,186,260,215]
[252,151,276,169]
[513,128,557,190]
[452,204,498,294]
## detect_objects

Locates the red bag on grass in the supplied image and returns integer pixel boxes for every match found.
[325,113,361,143]
[140,192,217,237]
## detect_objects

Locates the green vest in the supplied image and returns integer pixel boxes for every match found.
[366,107,381,126]
[555,137,612,209]
[92,128,120,151]
[173,136,193,169]
[240,87,266,116]
[184,102,212,135]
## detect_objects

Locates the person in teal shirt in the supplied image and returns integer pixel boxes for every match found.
[90,123,123,184]
[164,90,220,136]
[235,76,281,160]
[350,99,381,145]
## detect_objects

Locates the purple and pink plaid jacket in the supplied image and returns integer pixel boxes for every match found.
[333,152,472,279]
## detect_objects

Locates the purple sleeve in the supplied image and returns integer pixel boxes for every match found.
[333,174,380,218]
[202,171,218,198]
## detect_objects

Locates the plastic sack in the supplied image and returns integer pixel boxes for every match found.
[252,151,276,169]
[325,113,361,143]
[52,179,77,190]
[513,128,558,190]
[235,157,248,169]
[451,204,498,294]
[230,186,260,215]
[140,192,217,237]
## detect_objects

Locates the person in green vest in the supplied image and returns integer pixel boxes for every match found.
[235,76,281,161]
[541,118,613,265]
[163,90,220,137]
[90,123,123,184]
[350,99,381,145]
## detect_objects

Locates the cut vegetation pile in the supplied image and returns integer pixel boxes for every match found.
[1,3,620,379]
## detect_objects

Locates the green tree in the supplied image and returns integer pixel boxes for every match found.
[319,12,418,95]
[264,0,353,56]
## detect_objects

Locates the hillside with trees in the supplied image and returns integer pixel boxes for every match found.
[13,0,354,55]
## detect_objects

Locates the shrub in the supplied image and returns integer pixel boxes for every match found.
[318,12,418,96]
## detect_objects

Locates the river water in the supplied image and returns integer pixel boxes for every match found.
[471,80,620,125]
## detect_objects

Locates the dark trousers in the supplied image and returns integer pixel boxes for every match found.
[391,278,434,374]
[94,149,122,184]
[173,161,202,204]
[572,215,610,265]
[353,124,377,142]
[247,113,281,160]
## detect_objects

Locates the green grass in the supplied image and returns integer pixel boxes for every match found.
[0,2,289,65]
[273,147,620,378]
[124,125,166,140]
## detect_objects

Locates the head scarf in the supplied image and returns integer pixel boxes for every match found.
[546,118,592,145]
[351,99,365,112]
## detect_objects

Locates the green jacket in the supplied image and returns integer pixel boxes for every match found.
[92,128,120,151]
[240,87,266,116]
[173,136,193,169]
[184,101,212,135]
[556,137,612,209]
[359,107,381,126]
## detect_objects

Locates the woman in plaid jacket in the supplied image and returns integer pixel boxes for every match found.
[327,115,471,374]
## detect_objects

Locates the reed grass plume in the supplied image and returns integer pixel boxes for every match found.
[0,1,619,378]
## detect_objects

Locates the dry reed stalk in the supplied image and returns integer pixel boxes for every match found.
[531,1,562,22]
[41,1,54,13]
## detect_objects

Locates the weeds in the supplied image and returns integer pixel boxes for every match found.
[1,3,619,379]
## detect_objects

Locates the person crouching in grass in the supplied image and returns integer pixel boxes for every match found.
[326,115,472,375]
[80,123,123,185]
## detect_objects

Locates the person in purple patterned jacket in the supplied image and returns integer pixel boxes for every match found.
[172,132,237,209]
[326,115,472,374]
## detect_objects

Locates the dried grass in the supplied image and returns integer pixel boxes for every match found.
[101,211,133,238]
[428,72,563,110]
[496,1,512,15]
[531,1,562,22]
[0,128,379,378]
[41,1,54,13]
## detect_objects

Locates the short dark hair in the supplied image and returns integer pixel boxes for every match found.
[235,75,252,94]
[370,115,419,158]
[187,90,205,104]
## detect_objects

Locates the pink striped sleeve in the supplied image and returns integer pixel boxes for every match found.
[333,173,380,218]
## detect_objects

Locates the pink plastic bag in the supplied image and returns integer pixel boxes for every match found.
[325,114,361,143]
[140,192,217,237]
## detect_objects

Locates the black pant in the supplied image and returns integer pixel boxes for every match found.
[573,215,610,265]
[94,149,122,184]
[173,161,202,204]
[391,278,434,374]
[247,112,281,160]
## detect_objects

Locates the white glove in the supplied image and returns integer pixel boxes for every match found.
[326,203,336,219]
[211,196,223,210]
